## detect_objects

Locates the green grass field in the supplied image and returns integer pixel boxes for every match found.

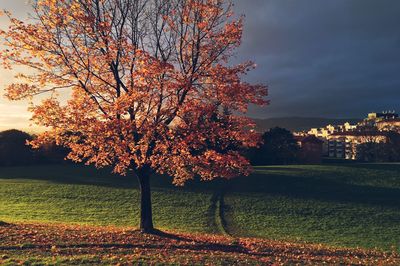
[1,163,399,252]
[0,165,215,233]
[225,165,400,251]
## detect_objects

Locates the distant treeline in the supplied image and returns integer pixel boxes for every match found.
[0,128,303,167]
[0,128,302,167]
[1,128,399,167]
[247,127,301,165]
[0,129,69,166]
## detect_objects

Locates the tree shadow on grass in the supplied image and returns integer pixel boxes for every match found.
[0,227,247,255]
[1,163,400,208]
[229,170,400,208]
[0,164,221,194]
[0,221,10,227]
[0,164,134,187]
[2,242,249,255]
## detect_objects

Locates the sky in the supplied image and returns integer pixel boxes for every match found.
[0,0,400,131]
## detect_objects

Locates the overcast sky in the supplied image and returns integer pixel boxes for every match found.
[1,0,400,131]
[233,0,400,118]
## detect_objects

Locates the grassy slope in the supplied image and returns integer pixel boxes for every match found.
[0,165,215,233]
[0,163,400,252]
[224,164,400,251]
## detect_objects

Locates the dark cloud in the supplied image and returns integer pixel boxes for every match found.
[233,0,400,118]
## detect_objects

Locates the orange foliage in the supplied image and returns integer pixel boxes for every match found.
[0,0,267,185]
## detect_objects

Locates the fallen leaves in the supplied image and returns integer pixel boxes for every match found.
[0,221,9,227]
[0,222,398,265]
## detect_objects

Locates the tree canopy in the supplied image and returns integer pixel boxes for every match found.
[0,129,33,166]
[0,0,266,184]
[251,127,299,165]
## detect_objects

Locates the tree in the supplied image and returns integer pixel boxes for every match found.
[385,132,400,161]
[0,0,267,233]
[36,141,70,164]
[357,132,400,162]
[251,127,299,165]
[357,142,387,162]
[0,129,34,166]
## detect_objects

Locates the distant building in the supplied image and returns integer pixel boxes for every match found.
[327,137,350,159]
[328,131,390,160]
[361,111,399,127]
[295,135,323,164]
[307,122,357,156]
[367,111,398,121]
[300,111,400,160]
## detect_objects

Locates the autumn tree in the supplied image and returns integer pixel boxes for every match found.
[0,0,267,233]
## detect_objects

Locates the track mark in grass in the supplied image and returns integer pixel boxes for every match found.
[206,192,220,234]
[217,191,232,238]
[211,190,235,240]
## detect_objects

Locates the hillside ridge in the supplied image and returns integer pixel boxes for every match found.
[253,117,362,132]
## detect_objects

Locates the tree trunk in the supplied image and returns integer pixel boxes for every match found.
[137,170,154,233]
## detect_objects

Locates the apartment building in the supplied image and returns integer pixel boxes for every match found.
[328,131,389,160]
[305,111,399,160]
